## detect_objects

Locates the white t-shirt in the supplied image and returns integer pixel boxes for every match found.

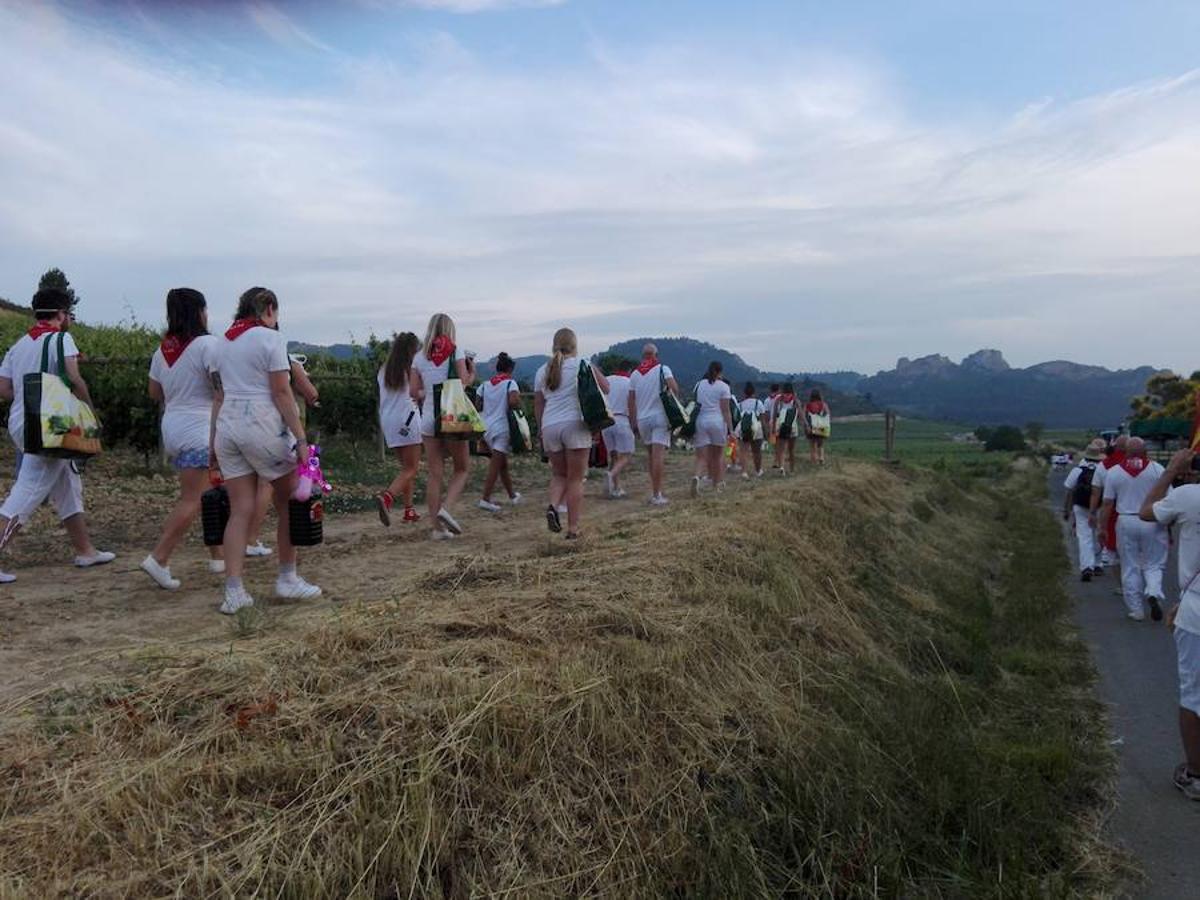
[377,368,417,426]
[1063,461,1098,494]
[1153,484,1200,635]
[0,330,80,449]
[739,397,764,420]
[149,335,218,417]
[1091,462,1108,493]
[215,327,289,401]
[628,363,673,423]
[1101,460,1166,515]
[534,357,584,428]
[412,350,452,423]
[606,374,631,419]
[481,377,519,435]
[695,378,731,421]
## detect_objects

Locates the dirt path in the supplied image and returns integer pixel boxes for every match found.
[0,451,792,710]
[1051,469,1200,899]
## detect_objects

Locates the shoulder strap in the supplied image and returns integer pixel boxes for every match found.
[39,333,52,373]
[55,332,67,377]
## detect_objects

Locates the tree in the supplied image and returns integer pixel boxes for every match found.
[984,425,1026,452]
[1130,371,1198,421]
[973,425,994,443]
[38,268,79,306]
[1024,421,1045,444]
[593,351,637,375]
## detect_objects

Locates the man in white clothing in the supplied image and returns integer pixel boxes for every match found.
[0,288,115,583]
[1101,437,1166,621]
[627,343,681,505]
[1063,438,1106,581]
[1141,447,1200,800]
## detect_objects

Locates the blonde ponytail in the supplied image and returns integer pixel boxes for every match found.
[545,327,577,391]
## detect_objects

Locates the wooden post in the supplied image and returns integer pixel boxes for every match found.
[884,410,897,463]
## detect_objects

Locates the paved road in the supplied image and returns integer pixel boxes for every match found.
[1050,469,1198,899]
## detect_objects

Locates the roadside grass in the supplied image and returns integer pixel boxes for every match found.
[0,462,1119,896]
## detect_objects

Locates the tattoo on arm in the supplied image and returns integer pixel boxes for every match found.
[210,371,223,392]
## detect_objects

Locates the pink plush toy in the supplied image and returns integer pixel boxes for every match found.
[293,445,332,502]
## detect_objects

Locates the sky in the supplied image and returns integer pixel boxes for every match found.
[1,1,1198,375]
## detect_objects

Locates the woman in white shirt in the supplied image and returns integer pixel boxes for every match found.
[601,359,635,498]
[534,328,608,538]
[772,381,800,475]
[737,383,768,478]
[478,352,523,513]
[410,313,474,539]
[689,361,733,497]
[376,331,423,526]
[210,287,321,614]
[140,288,223,590]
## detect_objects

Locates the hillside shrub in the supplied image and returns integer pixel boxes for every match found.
[984,425,1026,452]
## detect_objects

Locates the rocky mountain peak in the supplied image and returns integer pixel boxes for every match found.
[961,349,1010,371]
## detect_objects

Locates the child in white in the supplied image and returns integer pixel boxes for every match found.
[477,352,522,512]
[601,365,634,498]
[140,288,223,590]
[690,362,732,496]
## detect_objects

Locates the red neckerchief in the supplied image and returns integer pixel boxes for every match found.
[429,335,455,366]
[780,393,796,404]
[160,335,194,367]
[489,373,512,386]
[1103,450,1126,470]
[225,318,263,341]
[613,370,630,377]
[1119,456,1149,477]
[27,322,59,340]
[805,400,825,413]
[635,357,659,375]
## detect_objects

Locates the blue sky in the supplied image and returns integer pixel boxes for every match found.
[1,0,1198,374]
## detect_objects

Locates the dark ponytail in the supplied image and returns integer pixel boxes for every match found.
[495,352,515,374]
[384,332,420,391]
[704,360,723,383]
[165,287,208,340]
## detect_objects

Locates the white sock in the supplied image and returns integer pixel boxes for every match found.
[280,562,297,579]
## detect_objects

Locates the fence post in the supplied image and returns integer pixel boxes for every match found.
[884,410,896,463]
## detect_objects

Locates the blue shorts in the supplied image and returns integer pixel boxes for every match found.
[1176,628,1200,716]
[172,447,210,470]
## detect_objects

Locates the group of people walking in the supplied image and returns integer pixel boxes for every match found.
[0,288,833,614]
[1063,435,1200,803]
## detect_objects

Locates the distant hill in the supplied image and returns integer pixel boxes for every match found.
[859,349,1162,428]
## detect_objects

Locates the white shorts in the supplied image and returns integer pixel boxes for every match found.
[1177,629,1200,715]
[602,418,635,455]
[693,417,727,449]
[485,427,511,456]
[162,408,211,468]
[382,409,422,449]
[638,415,671,448]
[0,453,84,523]
[215,399,296,482]
[541,420,592,453]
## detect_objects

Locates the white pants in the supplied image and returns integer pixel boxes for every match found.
[1071,506,1097,573]
[1116,515,1168,614]
[0,453,85,524]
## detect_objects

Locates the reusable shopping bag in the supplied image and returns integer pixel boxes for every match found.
[578,361,615,432]
[776,405,800,440]
[679,384,701,439]
[434,350,486,439]
[22,332,101,459]
[508,407,532,453]
[807,409,832,438]
[740,408,763,442]
[659,365,688,430]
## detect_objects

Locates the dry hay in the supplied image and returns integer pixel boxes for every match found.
[0,465,1045,897]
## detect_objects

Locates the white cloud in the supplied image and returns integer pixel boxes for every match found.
[246,1,334,53]
[359,0,565,12]
[0,6,1197,374]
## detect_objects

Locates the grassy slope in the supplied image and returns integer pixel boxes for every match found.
[0,464,1116,896]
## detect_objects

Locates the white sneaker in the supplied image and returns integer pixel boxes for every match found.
[477,499,502,513]
[649,494,670,507]
[437,508,463,535]
[140,554,180,591]
[755,470,764,478]
[556,504,568,515]
[431,529,457,541]
[0,571,15,584]
[245,542,273,558]
[208,559,226,575]
[742,471,750,480]
[1127,611,1146,622]
[615,489,628,499]
[509,492,522,506]
[690,476,701,498]
[75,550,116,568]
[219,587,255,615]
[275,575,322,600]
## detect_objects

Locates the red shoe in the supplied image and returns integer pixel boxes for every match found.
[376,491,394,527]
[402,507,420,524]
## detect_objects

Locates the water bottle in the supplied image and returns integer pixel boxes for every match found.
[201,480,229,547]
[288,496,324,547]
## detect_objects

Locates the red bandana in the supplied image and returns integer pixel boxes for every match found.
[613,370,630,377]
[27,322,59,340]
[489,373,512,386]
[1103,450,1126,470]
[160,335,194,367]
[805,400,825,414]
[1119,456,1149,477]
[225,318,263,341]
[429,335,455,366]
[780,393,796,404]
[636,357,659,375]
